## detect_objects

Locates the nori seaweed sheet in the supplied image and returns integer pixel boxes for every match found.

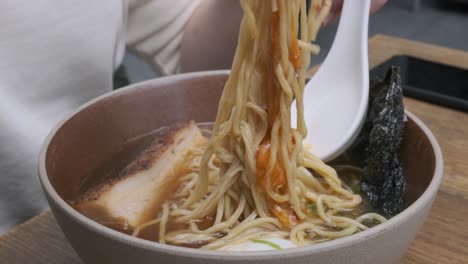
[349,66,406,217]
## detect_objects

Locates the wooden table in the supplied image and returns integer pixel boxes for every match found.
[1,35,467,263]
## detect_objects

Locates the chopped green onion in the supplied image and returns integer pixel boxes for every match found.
[351,183,361,194]
[362,219,378,227]
[307,204,318,215]
[250,239,281,249]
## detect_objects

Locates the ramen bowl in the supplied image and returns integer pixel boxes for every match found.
[39,71,443,264]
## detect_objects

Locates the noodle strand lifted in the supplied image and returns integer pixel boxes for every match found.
[133,0,387,249]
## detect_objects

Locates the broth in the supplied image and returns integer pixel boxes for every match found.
[73,122,376,247]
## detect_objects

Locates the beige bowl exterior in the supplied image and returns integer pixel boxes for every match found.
[39,71,443,264]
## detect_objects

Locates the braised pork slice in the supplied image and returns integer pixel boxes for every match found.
[74,122,206,231]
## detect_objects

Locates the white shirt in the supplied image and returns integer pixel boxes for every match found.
[0,0,126,234]
[0,0,199,234]
[127,0,201,75]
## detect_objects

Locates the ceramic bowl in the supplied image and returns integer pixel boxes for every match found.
[39,71,443,264]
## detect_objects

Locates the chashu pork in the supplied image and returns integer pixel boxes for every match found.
[74,121,207,231]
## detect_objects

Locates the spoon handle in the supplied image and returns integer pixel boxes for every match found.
[325,0,371,73]
[299,1,371,161]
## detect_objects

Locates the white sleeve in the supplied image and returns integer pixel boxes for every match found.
[0,0,126,233]
[126,0,202,76]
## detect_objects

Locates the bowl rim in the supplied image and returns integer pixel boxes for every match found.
[38,70,444,260]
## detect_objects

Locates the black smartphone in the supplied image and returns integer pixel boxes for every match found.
[370,55,468,112]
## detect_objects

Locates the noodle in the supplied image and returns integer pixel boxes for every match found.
[132,0,387,249]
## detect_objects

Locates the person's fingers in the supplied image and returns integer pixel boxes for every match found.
[323,11,340,26]
[323,0,388,26]
[322,0,343,26]
[370,0,388,13]
[329,0,344,14]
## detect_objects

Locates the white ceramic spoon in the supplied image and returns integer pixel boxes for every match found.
[292,0,371,161]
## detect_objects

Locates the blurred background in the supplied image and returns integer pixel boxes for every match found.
[119,0,468,85]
